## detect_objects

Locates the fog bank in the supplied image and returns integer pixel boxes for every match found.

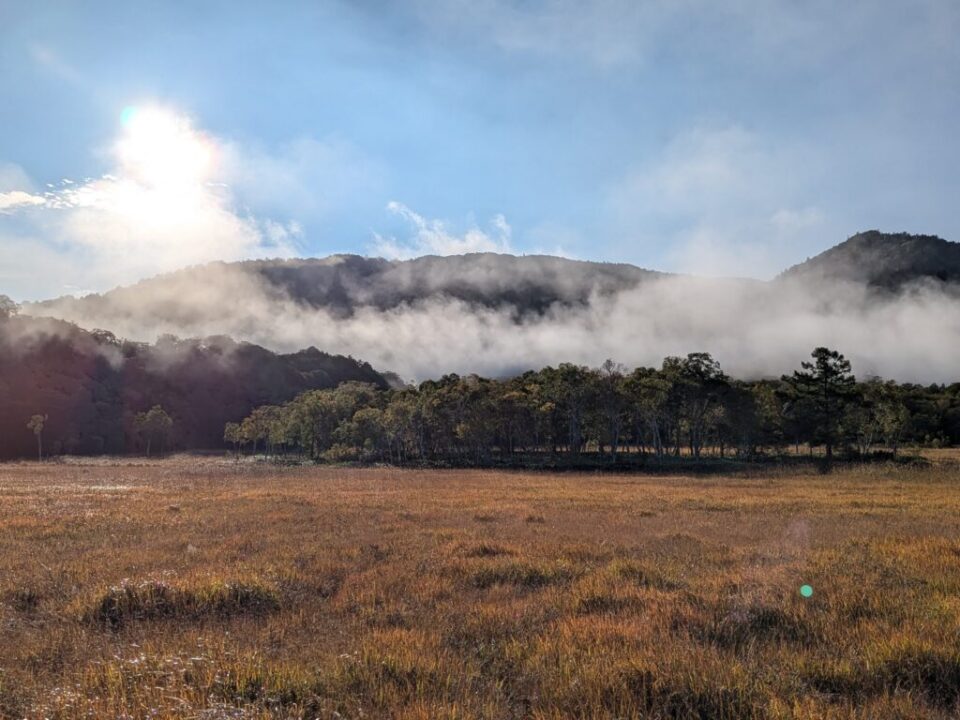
[23,255,960,383]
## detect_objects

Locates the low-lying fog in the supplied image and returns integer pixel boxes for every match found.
[22,256,960,383]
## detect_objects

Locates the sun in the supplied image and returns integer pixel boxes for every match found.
[116,105,216,189]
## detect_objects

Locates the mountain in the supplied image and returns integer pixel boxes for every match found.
[32,252,663,320]
[13,230,960,384]
[0,315,388,459]
[778,230,960,289]
[32,232,960,324]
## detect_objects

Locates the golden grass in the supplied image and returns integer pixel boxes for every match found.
[2,456,960,718]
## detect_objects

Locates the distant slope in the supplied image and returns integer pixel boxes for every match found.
[777,231,960,289]
[0,315,388,459]
[14,230,960,383]
[36,234,960,325]
[32,252,663,319]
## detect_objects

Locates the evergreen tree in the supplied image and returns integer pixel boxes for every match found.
[783,347,856,462]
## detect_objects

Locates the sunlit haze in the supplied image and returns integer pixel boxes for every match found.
[2,1,959,299]
[117,106,216,189]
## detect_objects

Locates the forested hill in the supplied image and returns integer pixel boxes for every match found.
[32,232,960,324]
[32,253,662,319]
[778,231,960,289]
[13,230,960,384]
[0,314,388,459]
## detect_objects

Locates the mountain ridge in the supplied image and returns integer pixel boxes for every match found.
[777,230,960,288]
[30,252,666,319]
[12,230,960,384]
[26,231,959,317]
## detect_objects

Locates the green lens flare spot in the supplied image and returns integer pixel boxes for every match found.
[121,106,138,126]
[800,584,813,598]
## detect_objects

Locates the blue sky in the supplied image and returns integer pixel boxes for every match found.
[1,0,959,299]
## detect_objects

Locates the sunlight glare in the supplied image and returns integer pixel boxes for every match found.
[116,106,216,189]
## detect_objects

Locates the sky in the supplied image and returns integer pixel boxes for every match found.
[1,0,959,300]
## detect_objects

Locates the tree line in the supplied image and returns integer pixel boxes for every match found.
[24,405,174,462]
[227,348,960,467]
[1,303,388,460]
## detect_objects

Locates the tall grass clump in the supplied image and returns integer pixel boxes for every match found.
[86,577,280,628]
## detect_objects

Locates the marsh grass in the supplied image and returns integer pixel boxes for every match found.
[84,577,280,628]
[2,456,960,718]
[469,560,576,589]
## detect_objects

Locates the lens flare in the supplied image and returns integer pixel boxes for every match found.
[120,106,138,126]
[800,584,813,598]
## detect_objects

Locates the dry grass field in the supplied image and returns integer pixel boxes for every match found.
[2,457,960,719]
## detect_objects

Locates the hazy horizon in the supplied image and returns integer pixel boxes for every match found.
[3,1,960,301]
[12,238,959,384]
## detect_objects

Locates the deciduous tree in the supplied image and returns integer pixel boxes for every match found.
[135,405,173,457]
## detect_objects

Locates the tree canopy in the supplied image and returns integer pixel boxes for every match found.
[134,405,173,456]
[782,347,857,461]
[227,348,959,467]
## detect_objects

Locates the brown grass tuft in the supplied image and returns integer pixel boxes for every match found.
[86,577,280,628]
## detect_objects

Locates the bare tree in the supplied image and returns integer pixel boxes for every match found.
[596,359,628,461]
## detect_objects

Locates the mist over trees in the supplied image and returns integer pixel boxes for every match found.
[0,313,388,459]
[4,303,960,463]
[0,295,19,319]
[230,348,960,467]
[6,231,960,461]
[23,231,960,383]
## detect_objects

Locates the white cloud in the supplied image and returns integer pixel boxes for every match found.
[0,106,324,299]
[411,0,960,72]
[37,257,960,384]
[0,190,46,213]
[0,163,38,193]
[370,201,513,259]
[221,135,383,220]
[29,44,87,88]
[612,126,772,216]
[411,0,669,68]
[607,124,835,279]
